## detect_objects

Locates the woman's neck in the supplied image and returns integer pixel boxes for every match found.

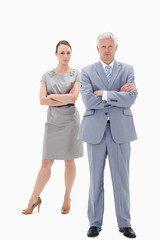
[54,64,73,73]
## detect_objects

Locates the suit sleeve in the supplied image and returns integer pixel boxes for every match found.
[81,69,110,109]
[107,66,138,108]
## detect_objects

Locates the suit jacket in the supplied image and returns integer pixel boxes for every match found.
[78,60,138,144]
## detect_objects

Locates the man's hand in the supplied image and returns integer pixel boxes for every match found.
[93,83,135,97]
[93,90,103,96]
[120,83,136,92]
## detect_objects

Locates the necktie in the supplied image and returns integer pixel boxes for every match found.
[105,65,111,81]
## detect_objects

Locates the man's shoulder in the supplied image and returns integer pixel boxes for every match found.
[117,61,133,70]
[81,62,98,73]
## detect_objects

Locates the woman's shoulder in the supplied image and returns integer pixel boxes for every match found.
[42,69,56,78]
[72,69,81,77]
[73,69,81,73]
[72,69,81,82]
[42,69,81,79]
[41,70,56,83]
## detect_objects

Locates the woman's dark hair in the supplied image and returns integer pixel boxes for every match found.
[55,40,72,53]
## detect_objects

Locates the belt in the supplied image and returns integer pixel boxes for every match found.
[66,103,75,106]
[56,103,75,108]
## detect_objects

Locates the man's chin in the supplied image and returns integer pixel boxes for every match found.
[102,58,113,64]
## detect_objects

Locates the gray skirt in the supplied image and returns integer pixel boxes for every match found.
[42,105,83,160]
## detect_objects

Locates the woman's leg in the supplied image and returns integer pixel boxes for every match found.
[62,159,76,209]
[27,159,54,208]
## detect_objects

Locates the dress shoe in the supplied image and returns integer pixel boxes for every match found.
[61,199,71,214]
[119,227,136,238]
[87,226,102,237]
[22,197,42,215]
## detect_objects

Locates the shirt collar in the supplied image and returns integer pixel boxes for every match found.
[100,59,115,70]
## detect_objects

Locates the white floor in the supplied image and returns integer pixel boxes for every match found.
[1,141,159,240]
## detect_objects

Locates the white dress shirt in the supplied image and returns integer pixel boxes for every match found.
[100,59,115,101]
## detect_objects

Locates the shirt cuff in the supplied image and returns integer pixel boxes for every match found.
[102,91,108,101]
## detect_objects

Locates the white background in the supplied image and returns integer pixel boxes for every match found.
[0,0,160,239]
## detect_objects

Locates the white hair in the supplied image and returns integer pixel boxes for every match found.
[96,32,118,47]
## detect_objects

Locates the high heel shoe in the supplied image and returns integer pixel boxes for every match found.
[61,199,71,214]
[22,197,42,215]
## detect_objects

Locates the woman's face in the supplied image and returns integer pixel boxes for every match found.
[55,44,72,65]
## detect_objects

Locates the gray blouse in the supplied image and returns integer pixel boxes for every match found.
[41,69,81,95]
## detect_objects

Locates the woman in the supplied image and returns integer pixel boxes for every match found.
[22,40,83,215]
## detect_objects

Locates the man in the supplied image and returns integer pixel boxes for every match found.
[78,32,137,238]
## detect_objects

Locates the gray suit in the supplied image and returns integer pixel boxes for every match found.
[78,60,138,228]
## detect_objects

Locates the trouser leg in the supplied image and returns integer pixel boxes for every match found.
[87,128,108,227]
[106,126,131,228]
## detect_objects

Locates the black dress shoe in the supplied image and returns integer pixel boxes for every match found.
[119,227,136,238]
[87,226,102,237]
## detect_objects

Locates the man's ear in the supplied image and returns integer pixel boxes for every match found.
[96,46,100,53]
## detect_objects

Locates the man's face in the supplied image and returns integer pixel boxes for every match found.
[97,38,118,65]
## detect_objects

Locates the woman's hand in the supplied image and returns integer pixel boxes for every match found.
[48,94,55,99]
[48,87,75,100]
[69,87,75,94]
[46,82,81,104]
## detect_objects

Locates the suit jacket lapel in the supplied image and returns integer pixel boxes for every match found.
[95,61,109,89]
[108,60,121,90]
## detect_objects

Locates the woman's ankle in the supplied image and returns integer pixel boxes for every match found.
[28,196,39,208]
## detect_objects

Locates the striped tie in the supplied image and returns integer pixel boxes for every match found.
[105,65,111,81]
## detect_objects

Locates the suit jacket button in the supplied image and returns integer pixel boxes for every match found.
[105,112,108,115]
